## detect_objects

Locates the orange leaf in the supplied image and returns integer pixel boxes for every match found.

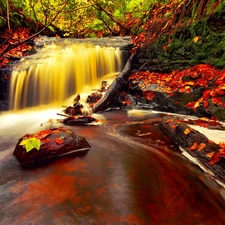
[209,153,222,165]
[190,72,199,78]
[165,119,173,123]
[184,128,193,135]
[186,102,195,108]
[197,143,206,151]
[171,123,177,129]
[193,36,200,43]
[190,142,198,150]
[219,142,225,149]
[41,138,50,143]
[54,138,64,145]
[35,129,52,140]
[206,152,215,159]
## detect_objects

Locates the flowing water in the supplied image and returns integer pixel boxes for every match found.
[10,42,122,110]
[1,41,225,224]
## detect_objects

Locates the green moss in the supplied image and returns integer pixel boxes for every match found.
[210,104,225,121]
[147,15,225,71]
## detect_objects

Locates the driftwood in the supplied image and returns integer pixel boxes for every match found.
[92,53,135,113]
[160,115,225,184]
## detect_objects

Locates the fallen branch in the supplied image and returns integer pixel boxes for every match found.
[92,53,135,113]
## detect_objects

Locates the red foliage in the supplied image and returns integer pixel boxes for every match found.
[54,138,64,145]
[129,64,225,113]
[0,28,33,68]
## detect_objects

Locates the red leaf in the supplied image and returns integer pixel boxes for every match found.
[171,123,177,129]
[203,101,209,108]
[208,152,223,165]
[54,138,64,145]
[41,138,50,143]
[34,129,52,140]
[190,142,198,150]
[143,91,155,101]
[212,97,222,105]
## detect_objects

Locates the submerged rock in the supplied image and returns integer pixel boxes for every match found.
[13,127,90,166]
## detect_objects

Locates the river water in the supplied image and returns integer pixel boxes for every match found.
[0,108,225,225]
[1,38,225,224]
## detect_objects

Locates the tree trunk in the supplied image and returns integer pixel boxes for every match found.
[92,53,135,113]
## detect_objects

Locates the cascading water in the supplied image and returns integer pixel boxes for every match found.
[10,42,122,110]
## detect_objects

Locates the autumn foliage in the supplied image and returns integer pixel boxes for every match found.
[131,0,224,50]
[129,64,225,113]
[0,28,33,68]
[20,127,69,153]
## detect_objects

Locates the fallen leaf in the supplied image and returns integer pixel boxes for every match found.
[54,138,64,145]
[184,128,193,135]
[190,142,198,150]
[197,143,206,151]
[193,36,200,43]
[19,137,41,152]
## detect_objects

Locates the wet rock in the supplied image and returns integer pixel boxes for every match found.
[160,115,225,184]
[0,66,12,111]
[13,127,90,166]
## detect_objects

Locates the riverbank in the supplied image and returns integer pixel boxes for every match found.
[159,115,225,187]
[125,62,225,186]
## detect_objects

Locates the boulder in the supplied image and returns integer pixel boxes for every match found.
[13,127,90,166]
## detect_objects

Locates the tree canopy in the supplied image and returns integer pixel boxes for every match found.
[0,0,224,68]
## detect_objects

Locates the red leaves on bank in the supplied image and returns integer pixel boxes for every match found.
[129,64,225,111]
[206,143,225,165]
[0,28,33,68]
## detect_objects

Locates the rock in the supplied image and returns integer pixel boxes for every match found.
[160,115,225,184]
[13,127,90,166]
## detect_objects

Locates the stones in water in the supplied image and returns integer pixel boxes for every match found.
[13,127,90,166]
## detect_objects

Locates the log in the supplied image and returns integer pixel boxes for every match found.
[92,53,135,113]
[160,115,225,184]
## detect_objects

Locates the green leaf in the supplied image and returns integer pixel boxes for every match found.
[19,137,41,152]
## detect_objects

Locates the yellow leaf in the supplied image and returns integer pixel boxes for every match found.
[193,36,200,43]
[184,128,191,135]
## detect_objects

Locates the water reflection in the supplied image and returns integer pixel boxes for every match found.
[0,109,225,225]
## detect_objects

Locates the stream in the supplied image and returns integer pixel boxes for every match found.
[1,37,225,224]
[0,108,225,225]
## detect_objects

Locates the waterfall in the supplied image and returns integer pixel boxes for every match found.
[10,42,122,110]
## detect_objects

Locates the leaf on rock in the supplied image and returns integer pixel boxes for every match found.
[35,129,52,140]
[19,137,41,152]
[54,138,64,145]
[171,123,177,129]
